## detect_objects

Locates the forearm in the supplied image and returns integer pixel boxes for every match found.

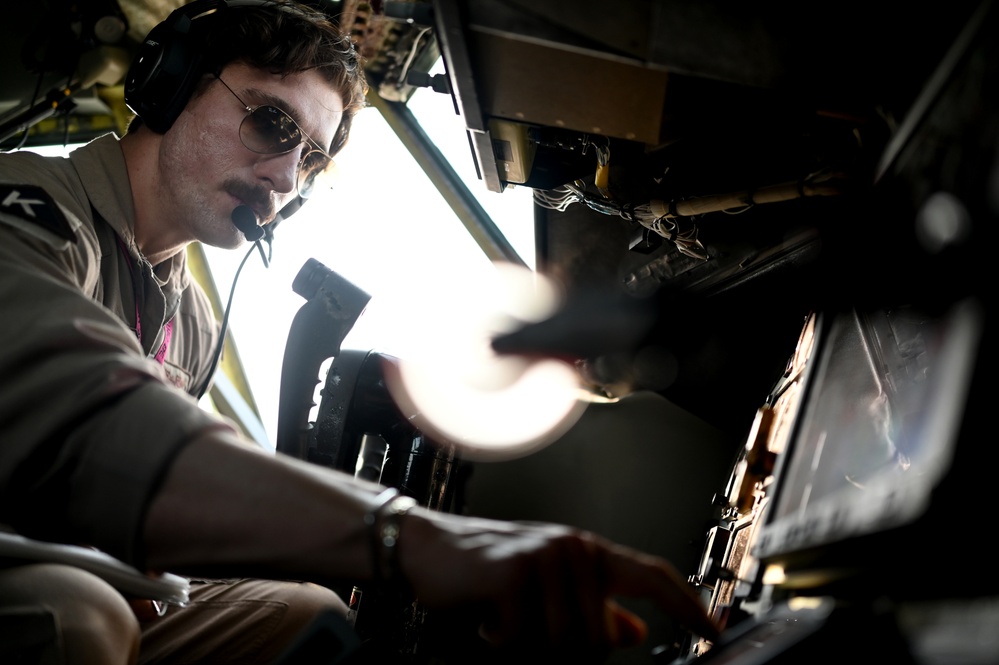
[143,432,386,586]
[144,431,721,647]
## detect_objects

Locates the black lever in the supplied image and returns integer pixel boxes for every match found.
[276,258,371,460]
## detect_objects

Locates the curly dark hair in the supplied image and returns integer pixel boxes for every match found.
[131,0,368,157]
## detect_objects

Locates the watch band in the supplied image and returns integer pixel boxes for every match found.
[365,488,417,590]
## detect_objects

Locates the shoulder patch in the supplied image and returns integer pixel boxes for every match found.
[0,184,77,243]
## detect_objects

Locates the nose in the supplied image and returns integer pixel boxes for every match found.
[255,147,304,195]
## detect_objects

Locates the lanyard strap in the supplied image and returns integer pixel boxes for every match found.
[154,318,174,364]
[113,231,173,365]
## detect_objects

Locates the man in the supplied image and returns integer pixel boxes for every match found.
[0,1,719,663]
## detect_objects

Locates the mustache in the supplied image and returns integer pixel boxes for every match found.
[224,180,276,222]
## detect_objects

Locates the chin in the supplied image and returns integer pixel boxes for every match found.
[199,227,246,251]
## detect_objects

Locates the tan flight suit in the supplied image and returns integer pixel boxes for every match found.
[0,135,345,663]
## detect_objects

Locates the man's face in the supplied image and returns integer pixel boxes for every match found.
[158,61,344,249]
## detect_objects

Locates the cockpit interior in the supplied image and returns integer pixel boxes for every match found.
[1,1,994,663]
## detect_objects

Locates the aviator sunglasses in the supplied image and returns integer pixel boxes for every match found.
[217,76,334,199]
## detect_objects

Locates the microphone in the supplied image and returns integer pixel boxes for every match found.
[231,205,264,242]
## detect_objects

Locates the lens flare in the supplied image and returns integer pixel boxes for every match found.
[383,262,586,461]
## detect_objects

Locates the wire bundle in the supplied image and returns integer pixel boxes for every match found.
[534,181,709,260]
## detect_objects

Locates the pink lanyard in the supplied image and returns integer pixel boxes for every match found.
[153,319,174,365]
[117,236,173,365]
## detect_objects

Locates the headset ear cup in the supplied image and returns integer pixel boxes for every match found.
[124,1,296,135]
[124,5,214,133]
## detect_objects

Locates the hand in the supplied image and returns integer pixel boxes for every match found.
[400,511,719,657]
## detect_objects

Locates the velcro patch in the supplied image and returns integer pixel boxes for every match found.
[0,185,76,243]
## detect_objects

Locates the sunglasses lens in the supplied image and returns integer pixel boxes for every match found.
[297,149,335,198]
[233,96,333,198]
[241,106,301,154]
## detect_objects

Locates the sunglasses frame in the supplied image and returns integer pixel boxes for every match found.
[216,76,334,198]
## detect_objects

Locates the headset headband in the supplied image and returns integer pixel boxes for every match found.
[124,0,278,133]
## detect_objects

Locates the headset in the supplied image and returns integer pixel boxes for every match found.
[124,1,269,134]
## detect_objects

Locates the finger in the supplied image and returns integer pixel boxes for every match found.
[540,538,571,645]
[570,533,608,646]
[603,544,719,640]
[605,599,647,647]
[547,530,615,648]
